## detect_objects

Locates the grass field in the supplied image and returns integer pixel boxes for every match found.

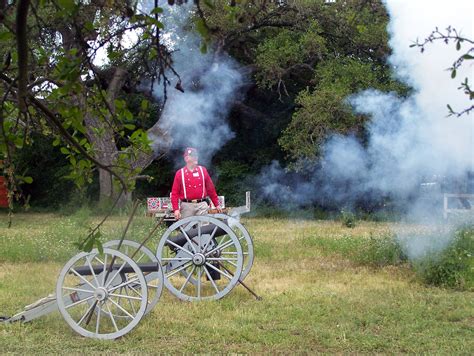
[0,211,473,353]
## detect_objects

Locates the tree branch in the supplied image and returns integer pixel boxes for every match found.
[106,67,128,106]
[0,72,128,191]
[16,0,30,115]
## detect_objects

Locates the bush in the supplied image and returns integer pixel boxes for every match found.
[300,232,406,267]
[412,227,474,290]
[354,233,407,267]
[215,161,252,206]
[340,209,357,228]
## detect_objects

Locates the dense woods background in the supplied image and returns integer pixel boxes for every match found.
[1,0,411,211]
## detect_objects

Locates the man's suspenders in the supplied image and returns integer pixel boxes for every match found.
[198,166,205,198]
[180,168,187,199]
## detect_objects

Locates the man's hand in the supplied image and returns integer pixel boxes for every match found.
[174,210,181,220]
[216,206,223,213]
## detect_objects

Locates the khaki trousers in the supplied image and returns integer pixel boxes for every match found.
[180,201,209,219]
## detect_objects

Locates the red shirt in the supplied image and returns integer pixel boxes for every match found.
[171,165,219,211]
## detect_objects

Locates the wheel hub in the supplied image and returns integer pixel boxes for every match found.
[192,253,206,266]
[211,249,222,258]
[94,287,108,301]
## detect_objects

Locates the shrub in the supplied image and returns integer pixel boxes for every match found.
[300,232,406,267]
[354,233,407,267]
[340,209,357,228]
[412,227,474,290]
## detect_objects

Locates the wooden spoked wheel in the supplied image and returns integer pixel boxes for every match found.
[56,248,148,339]
[157,216,243,301]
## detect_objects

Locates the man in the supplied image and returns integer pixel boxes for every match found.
[171,147,222,220]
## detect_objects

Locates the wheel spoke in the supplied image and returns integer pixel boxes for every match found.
[147,281,160,288]
[76,300,96,326]
[125,287,137,315]
[218,238,236,251]
[65,295,95,309]
[86,258,100,288]
[202,226,218,252]
[127,283,143,299]
[197,223,202,253]
[105,302,119,332]
[197,267,202,299]
[203,266,220,294]
[105,260,128,289]
[101,254,108,285]
[95,303,101,334]
[166,261,192,278]
[136,252,146,264]
[206,257,238,261]
[161,257,192,261]
[179,226,197,253]
[220,259,237,268]
[166,239,194,257]
[62,286,95,294]
[179,265,196,293]
[205,238,234,257]
[68,269,96,290]
[108,276,140,293]
[205,262,232,280]
[108,297,134,319]
[109,293,142,301]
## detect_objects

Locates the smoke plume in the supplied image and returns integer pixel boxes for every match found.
[257,0,473,255]
[142,2,244,166]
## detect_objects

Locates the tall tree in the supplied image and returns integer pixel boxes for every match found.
[197,0,408,169]
[0,0,179,205]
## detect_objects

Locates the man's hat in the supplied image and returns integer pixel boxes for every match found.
[183,147,198,157]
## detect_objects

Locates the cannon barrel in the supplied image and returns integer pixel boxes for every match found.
[71,262,160,275]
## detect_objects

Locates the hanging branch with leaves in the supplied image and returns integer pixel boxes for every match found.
[411,26,474,117]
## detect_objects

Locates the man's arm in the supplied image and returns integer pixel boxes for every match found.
[203,167,220,209]
[171,171,182,218]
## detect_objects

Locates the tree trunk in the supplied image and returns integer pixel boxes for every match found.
[81,67,170,206]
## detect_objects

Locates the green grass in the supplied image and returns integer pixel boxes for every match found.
[0,213,473,353]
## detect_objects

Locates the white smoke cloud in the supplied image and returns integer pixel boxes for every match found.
[257,0,474,238]
[142,2,243,166]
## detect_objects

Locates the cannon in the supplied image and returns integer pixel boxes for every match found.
[1,194,255,339]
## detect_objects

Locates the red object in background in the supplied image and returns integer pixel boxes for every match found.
[0,176,8,208]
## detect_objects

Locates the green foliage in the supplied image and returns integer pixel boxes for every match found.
[410,27,473,116]
[73,228,103,253]
[413,227,474,290]
[279,58,408,165]
[340,208,357,228]
[0,0,168,213]
[199,0,408,168]
[11,134,77,209]
[255,21,327,89]
[215,160,252,206]
[1,0,411,219]
[300,232,363,256]
[355,233,407,267]
[301,230,406,268]
[1,216,473,353]
[251,205,330,220]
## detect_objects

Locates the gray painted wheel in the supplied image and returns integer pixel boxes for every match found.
[56,248,148,339]
[212,214,254,281]
[157,216,243,301]
[102,240,163,315]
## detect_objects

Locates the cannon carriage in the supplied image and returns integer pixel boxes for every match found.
[1,193,254,339]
